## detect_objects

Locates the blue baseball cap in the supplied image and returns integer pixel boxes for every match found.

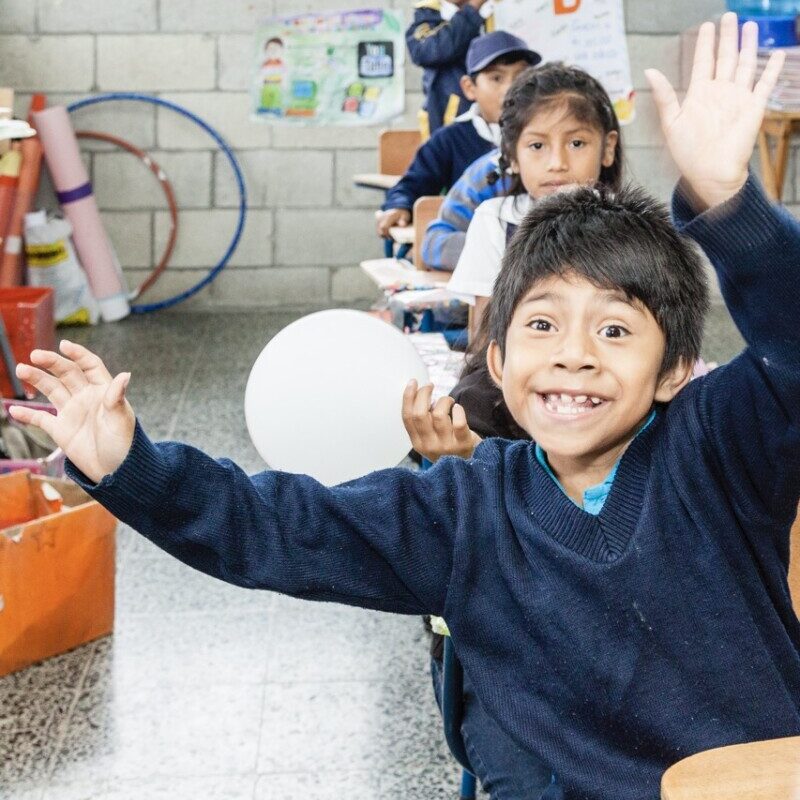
[466,30,541,76]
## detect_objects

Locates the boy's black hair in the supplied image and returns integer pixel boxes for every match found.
[489,62,624,194]
[469,50,536,80]
[489,184,709,376]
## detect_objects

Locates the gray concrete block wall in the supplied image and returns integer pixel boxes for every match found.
[1,0,790,312]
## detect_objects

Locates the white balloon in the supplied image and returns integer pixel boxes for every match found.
[245,309,430,486]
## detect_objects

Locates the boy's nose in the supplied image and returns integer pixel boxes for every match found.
[547,148,568,171]
[551,332,599,371]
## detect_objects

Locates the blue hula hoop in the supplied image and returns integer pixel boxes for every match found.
[67,92,247,314]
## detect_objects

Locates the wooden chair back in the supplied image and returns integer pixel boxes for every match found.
[412,195,444,270]
[378,129,421,176]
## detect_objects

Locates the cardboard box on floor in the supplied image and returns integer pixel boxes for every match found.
[0,470,117,678]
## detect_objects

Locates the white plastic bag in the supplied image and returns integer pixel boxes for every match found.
[24,211,100,325]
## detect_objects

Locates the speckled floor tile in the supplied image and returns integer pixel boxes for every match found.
[0,643,93,692]
[1,783,43,800]
[0,728,58,787]
[257,676,451,775]
[26,775,257,800]
[253,770,381,800]
[379,763,480,799]
[83,608,273,692]
[115,547,273,618]
[49,682,264,784]
[266,598,430,684]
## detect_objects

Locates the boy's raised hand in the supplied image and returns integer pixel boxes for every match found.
[8,341,135,484]
[402,379,482,462]
[646,12,785,209]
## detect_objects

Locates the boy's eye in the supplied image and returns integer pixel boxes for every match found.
[570,139,586,148]
[529,142,544,151]
[528,319,553,332]
[599,325,629,339]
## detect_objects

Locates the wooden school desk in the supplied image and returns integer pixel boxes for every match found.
[757,110,800,202]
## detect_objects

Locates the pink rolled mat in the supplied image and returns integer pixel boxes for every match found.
[32,105,129,322]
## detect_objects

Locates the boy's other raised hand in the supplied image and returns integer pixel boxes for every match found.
[402,379,482,462]
[646,12,785,209]
[9,341,135,484]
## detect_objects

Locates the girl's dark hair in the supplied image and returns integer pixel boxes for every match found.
[487,62,624,194]
[490,185,709,377]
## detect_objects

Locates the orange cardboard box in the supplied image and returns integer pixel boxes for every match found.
[0,470,116,678]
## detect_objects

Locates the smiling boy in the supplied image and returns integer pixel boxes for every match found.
[11,16,799,800]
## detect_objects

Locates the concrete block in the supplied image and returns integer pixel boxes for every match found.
[159,0,266,32]
[102,211,153,268]
[219,35,252,92]
[97,34,216,91]
[626,35,680,91]
[215,150,333,208]
[123,268,213,310]
[622,91,666,149]
[94,150,212,210]
[331,266,383,303]
[154,209,273,267]
[210,267,330,307]
[271,125,380,150]
[0,0,36,33]
[39,0,157,32]
[24,92,158,151]
[274,0,389,12]
[335,150,385,208]
[158,93,271,150]
[275,208,377,265]
[624,146,680,203]
[624,0,725,34]
[388,92,425,130]
[0,36,94,92]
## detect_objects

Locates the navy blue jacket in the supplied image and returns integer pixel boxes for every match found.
[381,117,495,211]
[71,177,800,800]
[406,1,483,132]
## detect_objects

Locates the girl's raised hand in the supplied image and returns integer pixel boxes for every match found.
[8,340,135,484]
[646,12,785,209]
[402,379,482,463]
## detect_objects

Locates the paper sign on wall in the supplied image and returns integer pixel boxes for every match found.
[492,0,635,124]
[252,9,405,126]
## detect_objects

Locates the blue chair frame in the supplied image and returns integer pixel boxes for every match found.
[442,634,478,799]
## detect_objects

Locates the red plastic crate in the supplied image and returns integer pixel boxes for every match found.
[0,287,55,398]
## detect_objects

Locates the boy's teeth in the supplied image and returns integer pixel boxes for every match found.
[560,393,571,403]
[591,396,601,404]
[574,395,587,403]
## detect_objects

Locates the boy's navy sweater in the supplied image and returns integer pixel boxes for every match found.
[70,177,800,800]
[381,117,494,211]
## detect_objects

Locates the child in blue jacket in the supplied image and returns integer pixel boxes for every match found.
[407,0,490,135]
[12,17,796,800]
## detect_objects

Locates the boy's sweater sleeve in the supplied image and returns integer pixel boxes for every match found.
[406,6,483,68]
[66,422,489,616]
[672,175,800,523]
[382,132,450,211]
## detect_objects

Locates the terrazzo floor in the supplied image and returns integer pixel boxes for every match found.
[1,306,745,800]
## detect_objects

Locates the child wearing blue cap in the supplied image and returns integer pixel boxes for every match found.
[377,30,540,239]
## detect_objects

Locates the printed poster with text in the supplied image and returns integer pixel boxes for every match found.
[252,9,405,125]
[493,0,635,124]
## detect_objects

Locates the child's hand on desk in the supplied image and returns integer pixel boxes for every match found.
[646,12,785,210]
[403,379,482,462]
[376,208,411,238]
[9,341,136,484]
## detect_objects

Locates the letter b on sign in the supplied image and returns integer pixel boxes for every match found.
[554,0,581,13]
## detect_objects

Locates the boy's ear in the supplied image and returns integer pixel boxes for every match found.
[460,74,478,102]
[653,357,694,403]
[486,340,504,389]
[601,130,619,168]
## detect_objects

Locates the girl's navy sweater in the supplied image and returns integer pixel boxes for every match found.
[70,177,800,799]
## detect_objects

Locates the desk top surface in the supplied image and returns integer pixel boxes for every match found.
[352,173,401,190]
